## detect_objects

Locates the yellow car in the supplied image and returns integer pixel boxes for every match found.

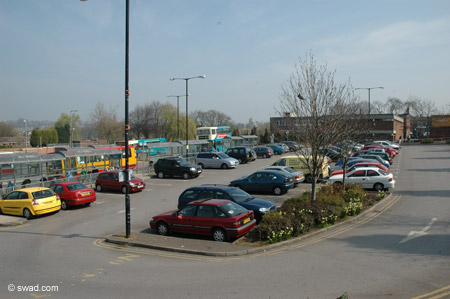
[0,187,61,219]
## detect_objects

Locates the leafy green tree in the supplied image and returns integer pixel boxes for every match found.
[0,122,21,137]
[43,128,58,146]
[30,129,41,147]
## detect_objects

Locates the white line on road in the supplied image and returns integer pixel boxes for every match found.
[400,217,437,244]
[95,201,106,205]
[117,208,135,214]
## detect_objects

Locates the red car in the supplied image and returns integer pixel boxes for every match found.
[95,171,145,193]
[150,199,256,242]
[49,182,96,210]
[330,162,389,177]
[362,145,397,158]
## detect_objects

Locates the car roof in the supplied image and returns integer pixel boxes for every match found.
[189,198,230,206]
[188,185,236,192]
[13,187,51,193]
[349,166,384,172]
[51,181,84,186]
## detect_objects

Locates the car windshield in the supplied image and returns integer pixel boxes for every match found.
[219,201,248,216]
[228,188,253,203]
[177,159,191,167]
[67,183,88,191]
[217,153,229,159]
[379,169,389,176]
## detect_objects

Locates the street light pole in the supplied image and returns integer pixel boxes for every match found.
[70,110,78,148]
[355,87,384,116]
[169,76,206,158]
[80,0,131,238]
[355,87,384,139]
[124,0,131,239]
[23,120,28,153]
[168,95,186,141]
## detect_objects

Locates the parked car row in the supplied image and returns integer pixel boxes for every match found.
[150,143,310,242]
[327,139,400,191]
[0,170,147,219]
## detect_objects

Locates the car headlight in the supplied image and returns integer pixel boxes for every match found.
[190,167,196,171]
[259,207,269,213]
[130,182,136,186]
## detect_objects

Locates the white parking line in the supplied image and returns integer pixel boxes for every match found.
[95,201,105,205]
[117,208,135,214]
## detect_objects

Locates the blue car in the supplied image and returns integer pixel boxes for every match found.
[229,170,294,196]
[178,185,276,221]
[266,144,284,155]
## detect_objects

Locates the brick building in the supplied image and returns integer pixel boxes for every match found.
[270,113,410,143]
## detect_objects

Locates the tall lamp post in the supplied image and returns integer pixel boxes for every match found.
[169,76,206,158]
[355,87,384,139]
[70,110,78,148]
[23,120,28,153]
[355,87,384,116]
[81,0,130,238]
[167,95,186,141]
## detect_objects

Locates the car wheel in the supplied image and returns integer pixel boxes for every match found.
[23,208,32,220]
[61,200,68,210]
[198,163,204,169]
[156,222,169,236]
[121,186,127,194]
[85,202,91,207]
[212,227,227,242]
[373,183,384,191]
[0,207,3,215]
[182,172,191,180]
[263,154,267,158]
[305,174,313,184]
[96,184,103,192]
[273,186,283,195]
[157,171,165,179]
[221,163,228,169]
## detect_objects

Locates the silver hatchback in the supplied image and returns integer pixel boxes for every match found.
[195,152,239,169]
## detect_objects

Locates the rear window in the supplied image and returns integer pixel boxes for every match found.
[67,183,88,191]
[32,189,55,199]
[219,201,248,216]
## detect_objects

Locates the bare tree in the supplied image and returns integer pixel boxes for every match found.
[190,109,233,127]
[279,53,360,201]
[370,100,387,114]
[90,103,123,144]
[386,97,404,114]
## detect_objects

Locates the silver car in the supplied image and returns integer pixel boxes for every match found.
[195,152,239,169]
[265,166,305,185]
[327,167,395,191]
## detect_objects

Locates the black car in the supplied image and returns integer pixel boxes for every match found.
[154,157,202,179]
[225,147,253,164]
[178,185,276,221]
[253,146,273,158]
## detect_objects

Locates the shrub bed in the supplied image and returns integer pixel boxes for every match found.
[244,184,385,245]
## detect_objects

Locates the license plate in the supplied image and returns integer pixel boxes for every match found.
[243,218,250,224]
[81,192,91,197]
[138,185,143,188]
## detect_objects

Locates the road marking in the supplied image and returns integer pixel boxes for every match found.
[400,218,437,244]
[95,201,105,205]
[117,208,135,214]
[410,284,450,299]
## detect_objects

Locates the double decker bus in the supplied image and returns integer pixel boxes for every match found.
[196,126,232,152]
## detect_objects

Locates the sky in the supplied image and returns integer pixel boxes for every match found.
[1,0,450,125]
